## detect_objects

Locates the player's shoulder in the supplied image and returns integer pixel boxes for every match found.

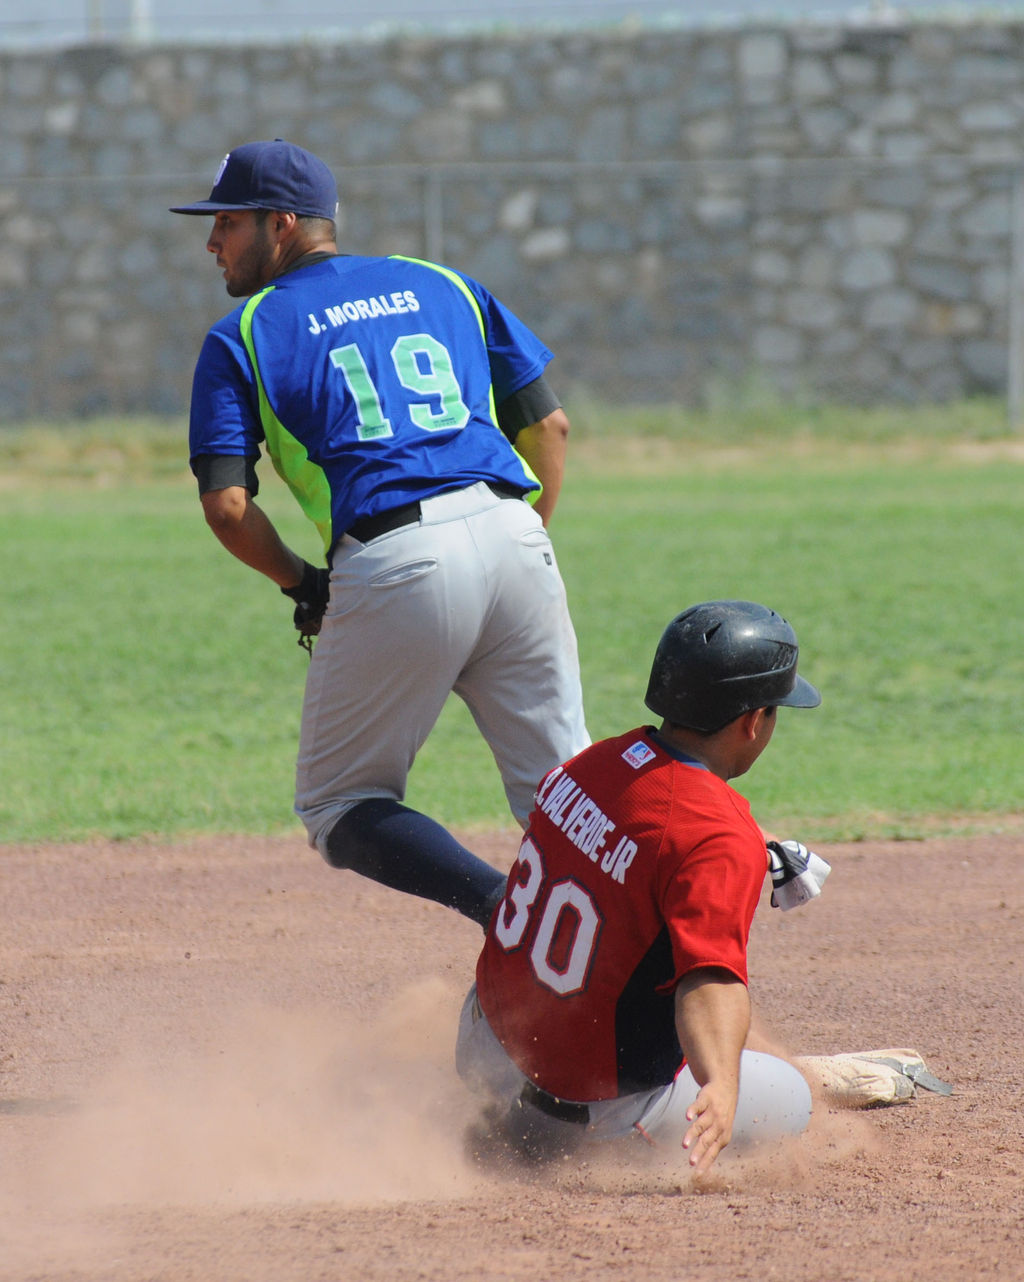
[384,254,492,299]
[597,726,711,777]
[559,728,670,791]
[307,252,485,302]
[384,252,466,277]
[262,254,389,291]
[609,728,663,772]
[670,768,762,855]
[312,252,466,280]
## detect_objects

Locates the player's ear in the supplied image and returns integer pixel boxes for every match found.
[271,210,298,238]
[736,707,767,741]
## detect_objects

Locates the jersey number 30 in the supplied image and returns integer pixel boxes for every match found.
[329,334,470,441]
[494,837,603,997]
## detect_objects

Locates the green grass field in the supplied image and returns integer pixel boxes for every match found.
[1,403,1021,844]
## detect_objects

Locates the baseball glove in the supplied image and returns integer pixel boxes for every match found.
[281,560,330,652]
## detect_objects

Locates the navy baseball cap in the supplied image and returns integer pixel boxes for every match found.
[169,139,338,220]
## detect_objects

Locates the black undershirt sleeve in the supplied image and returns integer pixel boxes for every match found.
[495,374,561,443]
[193,373,560,491]
[192,454,260,496]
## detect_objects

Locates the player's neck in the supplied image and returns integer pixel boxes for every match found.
[655,723,725,779]
[656,716,769,782]
[271,235,338,281]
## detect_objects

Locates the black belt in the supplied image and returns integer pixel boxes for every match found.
[345,501,422,544]
[345,482,524,545]
[519,1080,590,1126]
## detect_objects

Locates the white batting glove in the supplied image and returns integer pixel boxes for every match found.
[767,839,830,910]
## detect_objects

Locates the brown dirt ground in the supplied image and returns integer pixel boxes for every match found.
[1,830,1021,1282]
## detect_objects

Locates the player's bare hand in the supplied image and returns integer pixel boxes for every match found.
[682,1082,736,1174]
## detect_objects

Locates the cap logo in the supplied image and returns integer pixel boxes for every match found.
[213,153,230,185]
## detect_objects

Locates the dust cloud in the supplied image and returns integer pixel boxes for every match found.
[0,977,485,1273]
[0,969,884,1278]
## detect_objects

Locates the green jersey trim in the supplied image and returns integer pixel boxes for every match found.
[239,289,334,553]
[390,256,542,505]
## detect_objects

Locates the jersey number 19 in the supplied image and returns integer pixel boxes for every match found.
[329,333,471,441]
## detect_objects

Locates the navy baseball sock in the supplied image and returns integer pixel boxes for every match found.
[324,798,506,926]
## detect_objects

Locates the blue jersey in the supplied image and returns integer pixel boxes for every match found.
[188,254,552,553]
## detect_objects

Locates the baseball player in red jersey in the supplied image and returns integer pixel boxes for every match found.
[457,601,823,1173]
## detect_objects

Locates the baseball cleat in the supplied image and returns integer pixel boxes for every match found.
[795,1048,953,1107]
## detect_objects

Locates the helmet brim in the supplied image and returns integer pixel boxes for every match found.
[776,673,822,711]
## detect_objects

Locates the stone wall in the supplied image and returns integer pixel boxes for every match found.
[2,22,1024,419]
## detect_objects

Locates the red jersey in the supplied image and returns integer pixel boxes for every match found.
[475,727,768,1102]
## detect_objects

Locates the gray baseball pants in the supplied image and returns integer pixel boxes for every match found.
[295,482,589,855]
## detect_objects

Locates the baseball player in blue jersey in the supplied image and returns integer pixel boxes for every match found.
[171,139,589,926]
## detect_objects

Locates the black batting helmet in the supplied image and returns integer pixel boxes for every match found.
[644,600,821,733]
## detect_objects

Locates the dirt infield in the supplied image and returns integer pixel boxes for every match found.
[1,830,1021,1282]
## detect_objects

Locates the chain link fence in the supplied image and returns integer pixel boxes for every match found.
[2,152,1020,421]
